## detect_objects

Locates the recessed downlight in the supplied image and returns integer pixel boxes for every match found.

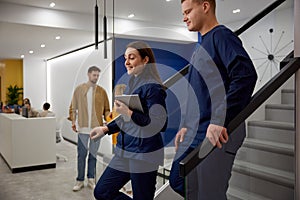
[128,13,135,18]
[55,36,61,40]
[232,9,241,14]
[41,44,46,48]
[21,55,25,58]
[49,2,56,8]
[29,50,34,54]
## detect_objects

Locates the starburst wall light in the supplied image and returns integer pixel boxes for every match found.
[251,28,293,82]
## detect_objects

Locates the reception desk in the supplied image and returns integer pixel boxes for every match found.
[0,113,56,173]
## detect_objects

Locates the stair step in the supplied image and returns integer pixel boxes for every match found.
[227,186,272,200]
[243,138,294,156]
[229,161,294,200]
[265,104,294,123]
[236,138,294,172]
[233,160,294,188]
[281,89,294,104]
[230,170,294,200]
[248,120,294,144]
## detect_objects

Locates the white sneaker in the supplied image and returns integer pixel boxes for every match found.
[73,181,84,192]
[87,178,96,189]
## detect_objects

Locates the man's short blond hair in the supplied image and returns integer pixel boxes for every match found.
[181,0,216,12]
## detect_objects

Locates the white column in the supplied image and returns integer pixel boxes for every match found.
[295,0,300,199]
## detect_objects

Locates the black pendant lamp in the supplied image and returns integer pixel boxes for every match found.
[95,0,98,50]
[95,0,107,59]
[103,0,107,59]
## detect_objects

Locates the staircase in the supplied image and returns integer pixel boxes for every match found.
[227,88,295,200]
[154,87,296,200]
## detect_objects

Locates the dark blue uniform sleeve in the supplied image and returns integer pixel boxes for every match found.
[224,56,257,126]
[106,117,121,135]
[131,85,167,131]
[211,31,257,127]
[106,85,167,135]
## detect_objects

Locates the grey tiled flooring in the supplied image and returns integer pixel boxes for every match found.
[0,140,101,200]
[0,140,165,200]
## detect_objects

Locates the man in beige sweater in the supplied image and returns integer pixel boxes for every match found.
[69,66,110,192]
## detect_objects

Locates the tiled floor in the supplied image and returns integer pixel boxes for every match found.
[0,140,165,200]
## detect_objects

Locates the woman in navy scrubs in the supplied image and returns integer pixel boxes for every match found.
[90,41,167,200]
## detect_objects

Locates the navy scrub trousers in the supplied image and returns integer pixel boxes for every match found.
[94,156,159,200]
[169,144,236,200]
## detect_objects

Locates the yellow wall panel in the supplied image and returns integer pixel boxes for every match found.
[0,59,23,105]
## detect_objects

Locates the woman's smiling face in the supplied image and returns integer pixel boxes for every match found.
[124,47,148,76]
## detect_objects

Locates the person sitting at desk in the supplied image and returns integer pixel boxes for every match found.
[23,98,38,118]
[38,102,55,117]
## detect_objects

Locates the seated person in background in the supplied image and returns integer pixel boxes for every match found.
[23,98,39,118]
[38,102,55,117]
[23,98,30,106]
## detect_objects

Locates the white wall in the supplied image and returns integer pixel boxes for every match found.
[23,58,47,110]
[236,7,294,91]
[223,6,295,122]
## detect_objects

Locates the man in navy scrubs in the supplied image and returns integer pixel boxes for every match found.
[169,0,258,199]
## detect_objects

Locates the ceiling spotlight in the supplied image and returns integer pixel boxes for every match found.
[128,14,135,18]
[29,50,34,54]
[232,9,241,14]
[21,55,25,58]
[49,2,56,8]
[166,0,172,2]
[55,36,61,40]
[40,44,46,48]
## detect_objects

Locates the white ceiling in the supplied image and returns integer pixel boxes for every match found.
[0,0,293,60]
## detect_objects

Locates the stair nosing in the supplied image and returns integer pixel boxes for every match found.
[248,120,294,130]
[281,89,294,93]
[227,186,272,200]
[233,160,294,188]
[248,120,295,131]
[265,104,294,110]
[243,138,294,156]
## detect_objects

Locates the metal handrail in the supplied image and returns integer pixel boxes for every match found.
[179,57,300,177]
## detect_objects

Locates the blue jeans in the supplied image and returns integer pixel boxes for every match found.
[94,156,158,200]
[76,133,100,181]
